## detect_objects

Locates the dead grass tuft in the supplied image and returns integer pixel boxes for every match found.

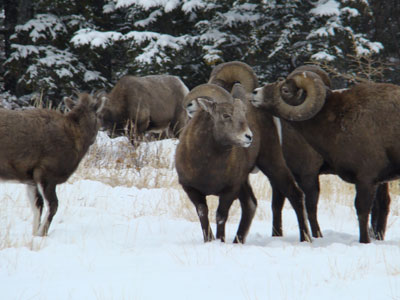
[72,131,400,219]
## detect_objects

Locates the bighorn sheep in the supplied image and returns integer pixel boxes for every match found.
[176,84,259,243]
[274,65,391,239]
[178,83,311,242]
[97,75,189,140]
[183,61,312,241]
[0,93,104,236]
[252,66,398,243]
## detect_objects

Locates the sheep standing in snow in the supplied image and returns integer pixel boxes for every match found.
[176,83,311,243]
[0,93,104,236]
[252,67,398,243]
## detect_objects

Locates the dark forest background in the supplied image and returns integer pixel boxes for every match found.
[0,0,399,107]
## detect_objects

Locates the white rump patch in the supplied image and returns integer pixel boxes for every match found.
[26,184,41,235]
[36,184,49,236]
[333,88,349,93]
[179,80,190,96]
[273,116,283,145]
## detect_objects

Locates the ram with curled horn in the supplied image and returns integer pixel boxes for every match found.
[252,65,397,243]
[181,61,312,242]
[262,65,391,239]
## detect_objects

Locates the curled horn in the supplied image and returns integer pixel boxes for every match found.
[93,88,107,99]
[183,83,233,107]
[208,61,258,93]
[271,71,327,121]
[289,65,331,88]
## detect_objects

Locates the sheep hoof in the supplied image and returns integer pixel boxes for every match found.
[302,231,312,243]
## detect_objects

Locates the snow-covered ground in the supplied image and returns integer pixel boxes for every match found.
[1,132,400,300]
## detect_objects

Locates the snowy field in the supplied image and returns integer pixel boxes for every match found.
[1,132,400,300]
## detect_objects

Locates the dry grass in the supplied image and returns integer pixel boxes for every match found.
[72,132,400,220]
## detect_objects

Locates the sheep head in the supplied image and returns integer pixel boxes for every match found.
[188,84,253,148]
[184,83,233,118]
[252,66,328,121]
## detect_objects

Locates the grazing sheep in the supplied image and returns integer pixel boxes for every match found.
[176,83,311,243]
[96,75,189,140]
[0,93,104,236]
[252,67,399,243]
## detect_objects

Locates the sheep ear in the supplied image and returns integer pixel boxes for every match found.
[231,83,246,100]
[64,97,76,110]
[197,98,215,115]
[95,95,107,113]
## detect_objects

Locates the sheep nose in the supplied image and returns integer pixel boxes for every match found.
[252,87,261,95]
[245,133,253,142]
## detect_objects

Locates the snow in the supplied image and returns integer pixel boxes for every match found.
[71,29,123,49]
[311,0,341,17]
[115,0,180,11]
[1,132,400,300]
[9,44,39,59]
[15,14,66,42]
[84,70,103,82]
[312,51,336,61]
[354,37,384,56]
[134,9,163,27]
[182,0,212,13]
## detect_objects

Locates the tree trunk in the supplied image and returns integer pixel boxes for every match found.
[2,0,33,92]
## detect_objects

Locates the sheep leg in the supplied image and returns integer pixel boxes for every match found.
[215,195,235,243]
[370,182,390,240]
[36,183,59,237]
[261,167,311,242]
[234,181,257,244]
[355,182,377,243]
[26,184,44,235]
[296,174,323,238]
[271,187,284,237]
[257,146,311,242]
[129,107,150,143]
[183,186,214,242]
[170,111,187,137]
[285,188,311,242]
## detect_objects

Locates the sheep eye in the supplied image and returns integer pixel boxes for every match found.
[282,87,290,94]
[222,113,232,120]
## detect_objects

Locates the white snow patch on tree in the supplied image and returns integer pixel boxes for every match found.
[15,14,66,42]
[182,0,211,13]
[115,0,180,12]
[84,70,103,82]
[312,51,336,61]
[71,29,123,48]
[8,44,39,59]
[311,0,340,16]
[135,9,163,27]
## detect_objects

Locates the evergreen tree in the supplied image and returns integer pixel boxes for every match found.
[0,0,397,107]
